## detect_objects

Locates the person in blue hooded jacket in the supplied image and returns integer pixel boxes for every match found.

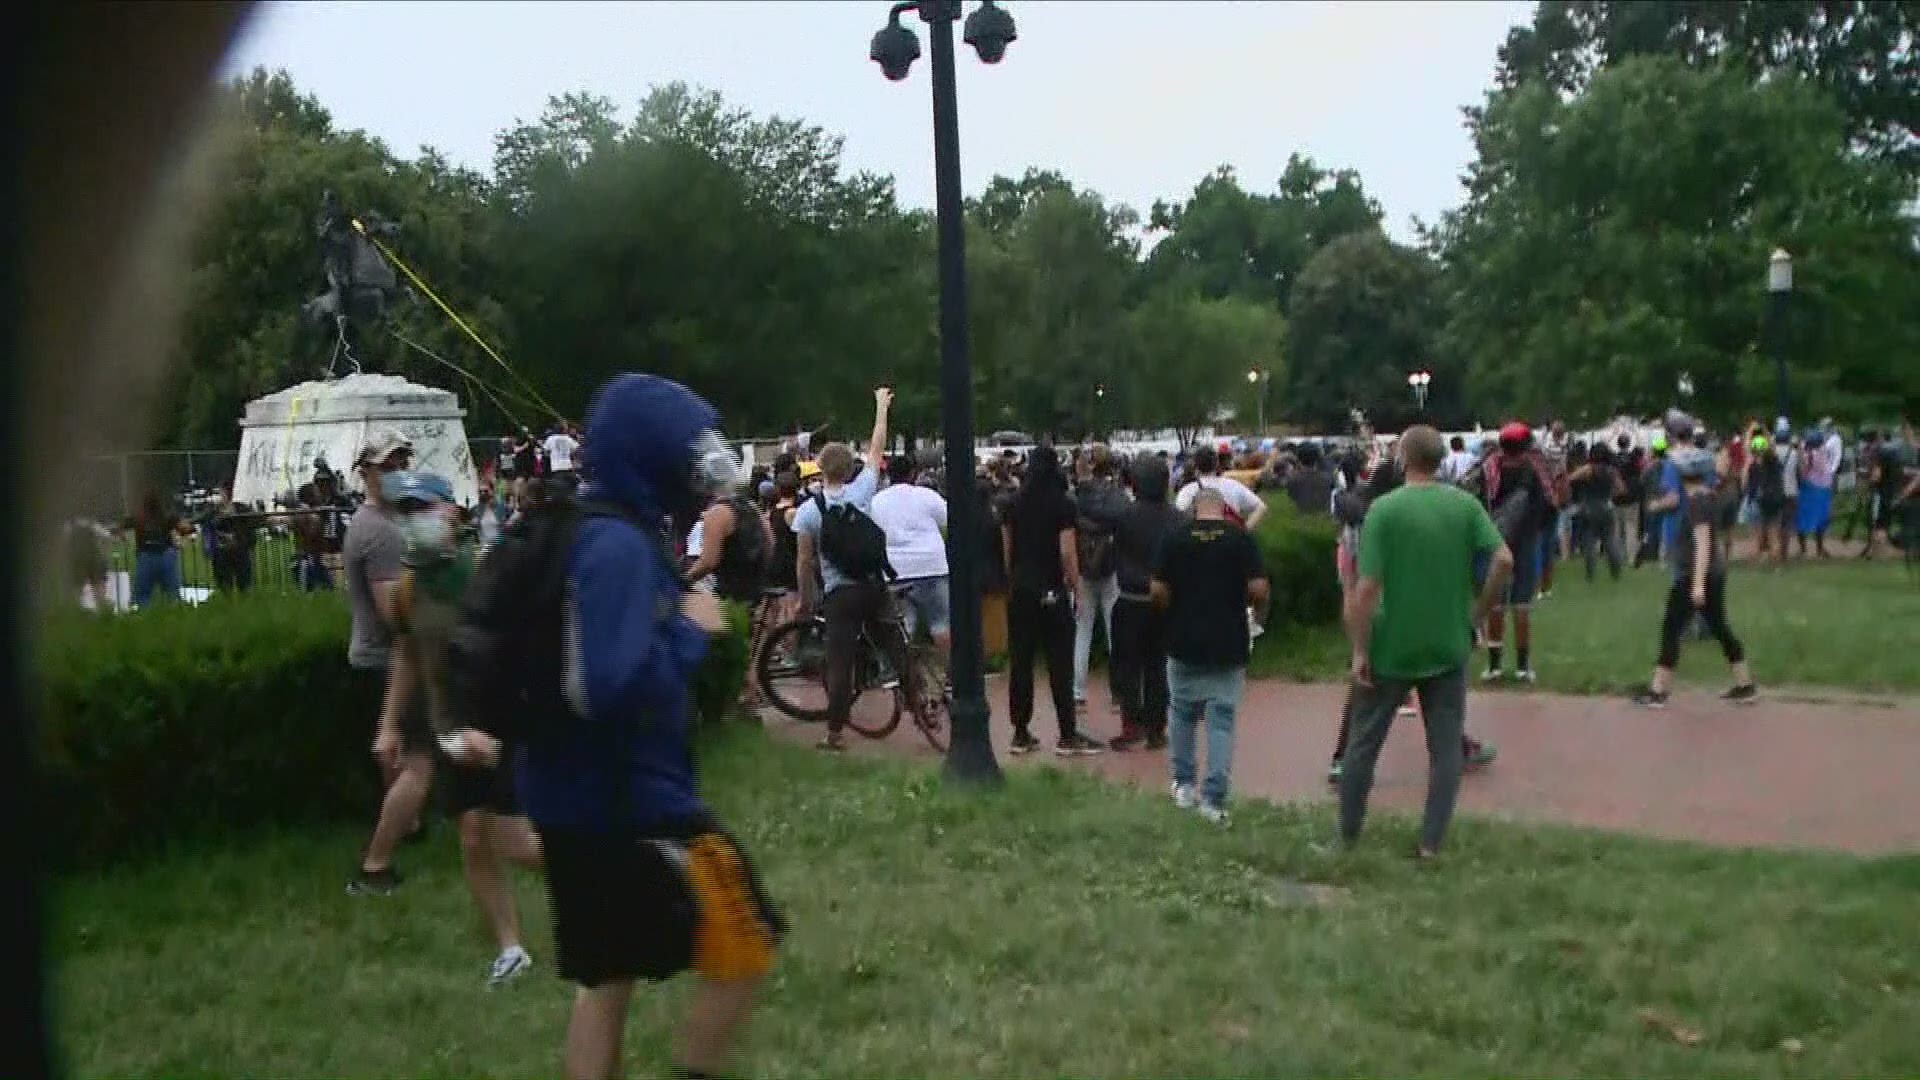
[448,372,784,1080]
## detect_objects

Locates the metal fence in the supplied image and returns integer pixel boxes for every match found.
[72,508,353,610]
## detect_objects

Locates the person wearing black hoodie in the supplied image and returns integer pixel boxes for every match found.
[1109,455,1183,750]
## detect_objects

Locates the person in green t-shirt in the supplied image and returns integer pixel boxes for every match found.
[387,471,544,988]
[1339,426,1515,859]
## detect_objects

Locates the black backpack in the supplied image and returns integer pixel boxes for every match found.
[448,493,676,741]
[813,492,894,583]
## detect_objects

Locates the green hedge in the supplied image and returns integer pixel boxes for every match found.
[36,590,752,867]
[1252,499,1341,629]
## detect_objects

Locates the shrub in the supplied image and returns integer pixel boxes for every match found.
[1253,499,1341,629]
[36,589,753,867]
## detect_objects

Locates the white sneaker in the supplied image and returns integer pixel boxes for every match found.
[1197,802,1230,826]
[488,945,532,988]
[1515,668,1538,685]
[1170,782,1197,810]
[1481,666,1504,683]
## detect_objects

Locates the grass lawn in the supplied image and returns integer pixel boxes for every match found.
[53,728,1920,1077]
[1252,558,1920,698]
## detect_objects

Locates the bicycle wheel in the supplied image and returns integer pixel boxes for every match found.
[756,618,829,722]
[844,639,904,739]
[908,648,950,752]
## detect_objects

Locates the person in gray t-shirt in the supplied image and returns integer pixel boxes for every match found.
[345,499,406,670]
[343,430,435,896]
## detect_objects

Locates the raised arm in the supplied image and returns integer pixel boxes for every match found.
[867,387,893,470]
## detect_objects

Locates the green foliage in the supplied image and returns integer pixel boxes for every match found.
[1494,1,1920,176]
[166,46,1917,459]
[1440,55,1920,425]
[1251,499,1341,630]
[36,592,379,866]
[36,590,753,866]
[1286,230,1456,431]
[1125,290,1285,442]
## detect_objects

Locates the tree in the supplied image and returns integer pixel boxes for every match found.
[1145,156,1383,310]
[158,69,511,451]
[1285,230,1454,432]
[1492,1,1920,176]
[1123,290,1286,445]
[966,179,1140,438]
[1439,56,1920,425]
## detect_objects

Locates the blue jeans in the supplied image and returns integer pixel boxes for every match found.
[131,548,180,608]
[1166,660,1245,807]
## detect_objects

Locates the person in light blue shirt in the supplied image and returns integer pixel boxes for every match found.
[792,388,908,751]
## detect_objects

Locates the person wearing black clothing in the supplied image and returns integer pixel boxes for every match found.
[1152,487,1270,824]
[1283,442,1335,517]
[1633,450,1757,707]
[1569,444,1624,581]
[1109,456,1182,751]
[1001,448,1102,756]
[1071,446,1130,708]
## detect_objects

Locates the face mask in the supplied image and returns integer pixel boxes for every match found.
[401,509,455,561]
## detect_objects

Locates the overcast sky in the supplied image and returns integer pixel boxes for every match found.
[224,1,1532,239]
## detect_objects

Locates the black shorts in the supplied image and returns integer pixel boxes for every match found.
[1757,496,1786,525]
[439,757,518,816]
[539,817,786,987]
[353,664,433,756]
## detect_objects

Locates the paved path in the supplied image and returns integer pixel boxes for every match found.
[764,678,1920,855]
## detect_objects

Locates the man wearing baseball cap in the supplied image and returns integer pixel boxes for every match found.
[343,429,428,896]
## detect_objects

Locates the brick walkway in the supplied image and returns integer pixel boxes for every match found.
[764,678,1920,855]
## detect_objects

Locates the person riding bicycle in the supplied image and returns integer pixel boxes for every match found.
[793,387,914,753]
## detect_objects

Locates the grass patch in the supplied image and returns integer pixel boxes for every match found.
[1251,559,1920,697]
[52,728,1920,1077]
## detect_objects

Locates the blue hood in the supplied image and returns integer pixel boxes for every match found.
[583,373,717,522]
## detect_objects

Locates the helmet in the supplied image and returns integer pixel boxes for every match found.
[1750,434,1770,453]
[1650,434,1669,453]
[1497,421,1532,448]
[383,470,453,508]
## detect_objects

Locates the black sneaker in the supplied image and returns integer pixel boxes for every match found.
[1055,733,1104,757]
[1009,732,1040,756]
[1721,684,1759,705]
[1631,688,1669,710]
[347,866,402,896]
[1143,730,1167,752]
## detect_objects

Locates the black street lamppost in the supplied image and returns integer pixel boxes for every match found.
[1767,248,1793,430]
[871,0,1016,786]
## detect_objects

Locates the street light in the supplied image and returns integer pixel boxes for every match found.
[1407,370,1432,413]
[1766,248,1792,430]
[870,0,1015,787]
[1246,368,1268,433]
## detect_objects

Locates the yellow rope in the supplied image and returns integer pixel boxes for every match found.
[353,220,565,424]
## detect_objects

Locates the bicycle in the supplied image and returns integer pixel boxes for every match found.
[755,585,949,751]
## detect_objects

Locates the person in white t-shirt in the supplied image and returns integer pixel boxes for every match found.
[543,425,580,494]
[870,454,951,652]
[1438,436,1475,485]
[1173,445,1267,530]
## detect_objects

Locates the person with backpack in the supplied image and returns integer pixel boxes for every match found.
[1174,444,1267,530]
[793,387,914,753]
[684,473,773,705]
[1070,444,1129,711]
[443,373,784,1080]
[382,470,542,987]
